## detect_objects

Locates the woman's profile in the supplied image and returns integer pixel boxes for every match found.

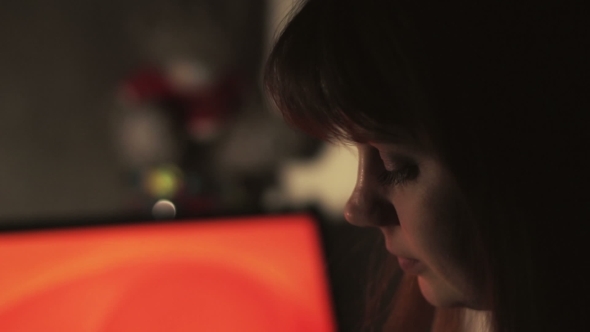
[264,1,588,331]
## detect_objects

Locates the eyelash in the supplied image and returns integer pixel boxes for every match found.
[377,163,419,186]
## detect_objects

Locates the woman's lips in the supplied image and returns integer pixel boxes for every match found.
[397,257,424,274]
[382,233,425,274]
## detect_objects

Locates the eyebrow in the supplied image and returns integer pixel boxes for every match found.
[366,133,428,154]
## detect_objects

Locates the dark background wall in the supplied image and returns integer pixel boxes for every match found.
[0,0,265,221]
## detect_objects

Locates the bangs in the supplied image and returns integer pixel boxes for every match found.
[263,0,430,144]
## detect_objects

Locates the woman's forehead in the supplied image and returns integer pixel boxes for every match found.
[344,125,437,156]
[347,125,419,146]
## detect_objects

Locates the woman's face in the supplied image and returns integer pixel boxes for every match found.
[344,139,487,309]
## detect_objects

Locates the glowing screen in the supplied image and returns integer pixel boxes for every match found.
[0,214,335,332]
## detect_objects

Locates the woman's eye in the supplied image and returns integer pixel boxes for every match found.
[376,163,419,186]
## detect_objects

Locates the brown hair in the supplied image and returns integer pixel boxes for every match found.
[264,1,589,331]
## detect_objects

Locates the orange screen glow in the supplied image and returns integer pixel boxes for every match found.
[0,214,336,332]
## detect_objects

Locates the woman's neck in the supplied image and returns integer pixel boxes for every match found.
[460,309,492,332]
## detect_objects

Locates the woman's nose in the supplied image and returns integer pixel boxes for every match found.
[344,186,397,227]
[343,148,398,228]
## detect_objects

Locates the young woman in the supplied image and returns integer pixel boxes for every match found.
[264,1,588,331]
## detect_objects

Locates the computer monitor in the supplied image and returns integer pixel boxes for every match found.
[0,214,336,332]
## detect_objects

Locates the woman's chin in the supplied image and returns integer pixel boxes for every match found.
[417,276,490,310]
[417,276,465,308]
